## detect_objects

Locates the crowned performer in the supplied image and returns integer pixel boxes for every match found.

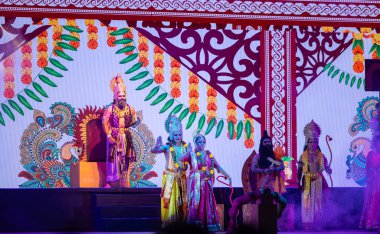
[102,74,140,188]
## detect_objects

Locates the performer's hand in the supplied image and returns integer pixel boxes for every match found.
[186,143,193,154]
[155,136,163,149]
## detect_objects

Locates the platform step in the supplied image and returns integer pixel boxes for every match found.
[94,193,160,207]
[98,206,161,218]
[97,217,161,231]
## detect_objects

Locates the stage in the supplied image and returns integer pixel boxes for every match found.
[0,187,365,232]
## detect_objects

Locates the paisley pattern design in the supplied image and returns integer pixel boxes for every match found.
[349,96,379,136]
[18,102,78,188]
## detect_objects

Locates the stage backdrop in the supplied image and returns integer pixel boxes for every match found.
[0,18,377,188]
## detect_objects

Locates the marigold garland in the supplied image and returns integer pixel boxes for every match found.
[21,41,32,85]
[352,32,364,74]
[138,32,149,67]
[3,54,15,99]
[188,71,199,113]
[170,57,181,98]
[244,113,254,148]
[226,100,237,139]
[50,18,63,56]
[66,19,81,49]
[153,45,165,84]
[206,85,217,123]
[37,30,48,68]
[123,27,134,55]
[85,19,98,50]
[371,33,380,59]
[106,26,117,47]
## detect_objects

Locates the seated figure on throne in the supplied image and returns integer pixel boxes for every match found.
[102,75,140,188]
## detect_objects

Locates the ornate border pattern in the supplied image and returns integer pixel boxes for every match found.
[2,1,380,26]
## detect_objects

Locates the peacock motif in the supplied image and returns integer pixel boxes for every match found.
[346,137,371,186]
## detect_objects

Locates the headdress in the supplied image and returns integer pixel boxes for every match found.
[165,115,182,138]
[109,74,126,99]
[260,130,271,142]
[192,129,205,144]
[303,120,321,143]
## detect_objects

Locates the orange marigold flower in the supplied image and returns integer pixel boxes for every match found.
[37,43,48,52]
[372,51,378,59]
[207,88,217,96]
[3,88,14,99]
[21,60,32,68]
[171,88,181,98]
[189,104,199,113]
[124,31,133,38]
[244,113,252,119]
[189,76,199,84]
[154,46,164,53]
[352,45,364,55]
[52,32,61,41]
[207,103,217,111]
[37,58,48,68]
[88,39,98,50]
[226,130,237,140]
[353,61,364,73]
[154,74,165,84]
[154,60,164,67]
[244,139,254,148]
[170,60,181,68]
[70,41,80,49]
[3,58,14,67]
[139,57,149,67]
[21,45,32,53]
[3,73,14,82]
[189,90,199,98]
[227,102,237,109]
[21,74,32,84]
[227,116,237,124]
[87,25,98,33]
[107,37,116,47]
[138,43,149,51]
[40,30,48,37]
[171,74,181,82]
[107,26,117,32]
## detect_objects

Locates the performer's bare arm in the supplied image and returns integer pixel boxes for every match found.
[150,136,169,153]
[214,158,232,184]
[251,154,264,173]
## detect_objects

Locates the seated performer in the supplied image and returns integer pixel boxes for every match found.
[186,130,231,231]
[102,75,140,188]
[228,130,287,232]
[150,115,192,228]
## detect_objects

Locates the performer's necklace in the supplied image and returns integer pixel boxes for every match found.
[196,150,215,175]
[114,105,128,118]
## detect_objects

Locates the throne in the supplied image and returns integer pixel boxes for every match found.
[70,106,157,188]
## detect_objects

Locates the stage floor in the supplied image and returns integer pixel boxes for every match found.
[0,231,376,234]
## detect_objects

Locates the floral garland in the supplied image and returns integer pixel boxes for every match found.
[196,150,214,175]
[37,30,48,68]
[3,54,14,99]
[85,19,98,50]
[352,32,364,73]
[188,71,199,113]
[169,142,188,169]
[321,26,334,33]
[170,57,181,98]
[21,41,32,85]
[153,45,165,84]
[106,26,117,47]
[138,32,149,67]
[66,19,81,49]
[227,100,237,139]
[244,113,254,148]
[50,18,63,55]
[206,85,217,123]
[371,33,380,59]
[123,28,134,55]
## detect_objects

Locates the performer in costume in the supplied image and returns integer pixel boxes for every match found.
[102,74,140,188]
[359,135,380,230]
[297,120,327,229]
[228,130,287,232]
[186,130,231,231]
[150,115,192,227]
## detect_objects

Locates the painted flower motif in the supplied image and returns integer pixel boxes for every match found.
[202,166,206,171]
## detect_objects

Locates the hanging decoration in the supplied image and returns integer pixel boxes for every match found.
[3,54,15,99]
[322,63,364,89]
[170,57,181,98]
[106,26,117,47]
[37,30,48,68]
[50,18,63,55]
[227,100,237,140]
[370,33,380,59]
[206,85,217,123]
[153,45,165,84]
[21,42,33,85]
[138,32,149,67]
[188,71,199,113]
[244,113,254,148]
[85,19,98,50]
[123,28,134,55]
[66,19,81,49]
